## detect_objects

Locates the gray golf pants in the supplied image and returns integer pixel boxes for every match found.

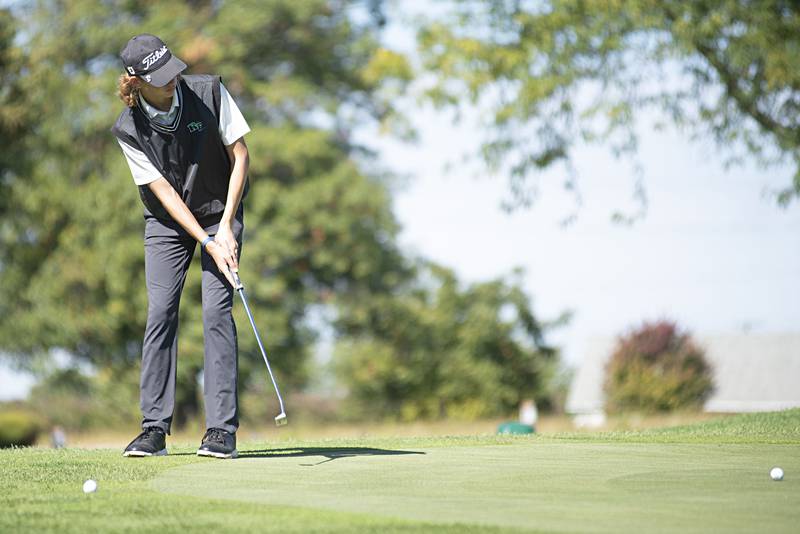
[140,211,243,435]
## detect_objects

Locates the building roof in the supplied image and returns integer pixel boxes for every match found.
[566,332,800,414]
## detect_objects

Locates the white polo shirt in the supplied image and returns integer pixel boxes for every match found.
[117,82,250,186]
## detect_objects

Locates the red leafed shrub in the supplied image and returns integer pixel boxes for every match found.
[604,320,714,413]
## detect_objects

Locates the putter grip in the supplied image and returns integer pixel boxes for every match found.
[230,269,243,290]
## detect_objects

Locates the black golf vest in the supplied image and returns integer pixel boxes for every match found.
[111,74,248,222]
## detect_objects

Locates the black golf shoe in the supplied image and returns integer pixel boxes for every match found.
[123,426,167,457]
[197,428,238,459]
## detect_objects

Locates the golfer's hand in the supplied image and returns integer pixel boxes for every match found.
[205,241,238,288]
[214,225,239,270]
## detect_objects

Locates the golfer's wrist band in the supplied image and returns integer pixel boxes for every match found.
[201,236,214,250]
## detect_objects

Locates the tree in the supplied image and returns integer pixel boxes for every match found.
[334,262,563,420]
[604,320,713,413]
[417,0,800,214]
[0,0,412,427]
[0,9,27,218]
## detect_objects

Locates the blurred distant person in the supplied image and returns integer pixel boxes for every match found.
[519,399,538,427]
[111,34,251,459]
[50,425,66,449]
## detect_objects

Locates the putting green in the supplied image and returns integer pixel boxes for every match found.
[152,442,799,532]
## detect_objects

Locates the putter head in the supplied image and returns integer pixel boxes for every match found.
[274,412,288,426]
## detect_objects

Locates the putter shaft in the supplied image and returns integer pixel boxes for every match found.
[230,270,287,424]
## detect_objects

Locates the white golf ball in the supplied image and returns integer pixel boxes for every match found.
[770,467,784,481]
[82,479,98,493]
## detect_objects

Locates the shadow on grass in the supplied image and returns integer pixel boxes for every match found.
[238,447,426,466]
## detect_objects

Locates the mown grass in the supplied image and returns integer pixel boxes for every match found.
[1,409,798,533]
[1,445,500,533]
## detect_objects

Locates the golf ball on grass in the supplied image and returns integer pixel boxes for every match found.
[770,467,784,481]
[83,479,98,493]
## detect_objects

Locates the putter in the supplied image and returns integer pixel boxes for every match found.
[230,268,288,426]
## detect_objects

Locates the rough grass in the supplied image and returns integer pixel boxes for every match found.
[551,408,800,444]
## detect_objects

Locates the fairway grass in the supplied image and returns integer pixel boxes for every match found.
[2,411,799,533]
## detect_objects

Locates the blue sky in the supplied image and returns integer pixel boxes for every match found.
[362,109,799,367]
[361,3,800,367]
[2,3,799,400]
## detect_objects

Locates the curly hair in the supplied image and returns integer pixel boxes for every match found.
[117,73,140,108]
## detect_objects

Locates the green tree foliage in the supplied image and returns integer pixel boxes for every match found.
[334,263,562,421]
[0,1,564,427]
[417,1,800,211]
[0,9,26,218]
[25,366,140,430]
[0,407,42,447]
[604,320,713,413]
[0,0,413,425]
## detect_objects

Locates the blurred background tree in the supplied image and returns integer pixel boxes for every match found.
[417,0,800,214]
[334,263,564,421]
[604,320,713,413]
[0,0,564,431]
[0,0,413,429]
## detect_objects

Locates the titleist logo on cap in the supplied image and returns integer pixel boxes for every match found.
[120,34,187,87]
[143,46,169,69]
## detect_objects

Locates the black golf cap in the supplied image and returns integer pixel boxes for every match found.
[120,34,186,87]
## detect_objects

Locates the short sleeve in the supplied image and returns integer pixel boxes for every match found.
[218,82,251,146]
[117,139,162,186]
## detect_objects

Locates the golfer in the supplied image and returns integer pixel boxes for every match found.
[111,34,250,459]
